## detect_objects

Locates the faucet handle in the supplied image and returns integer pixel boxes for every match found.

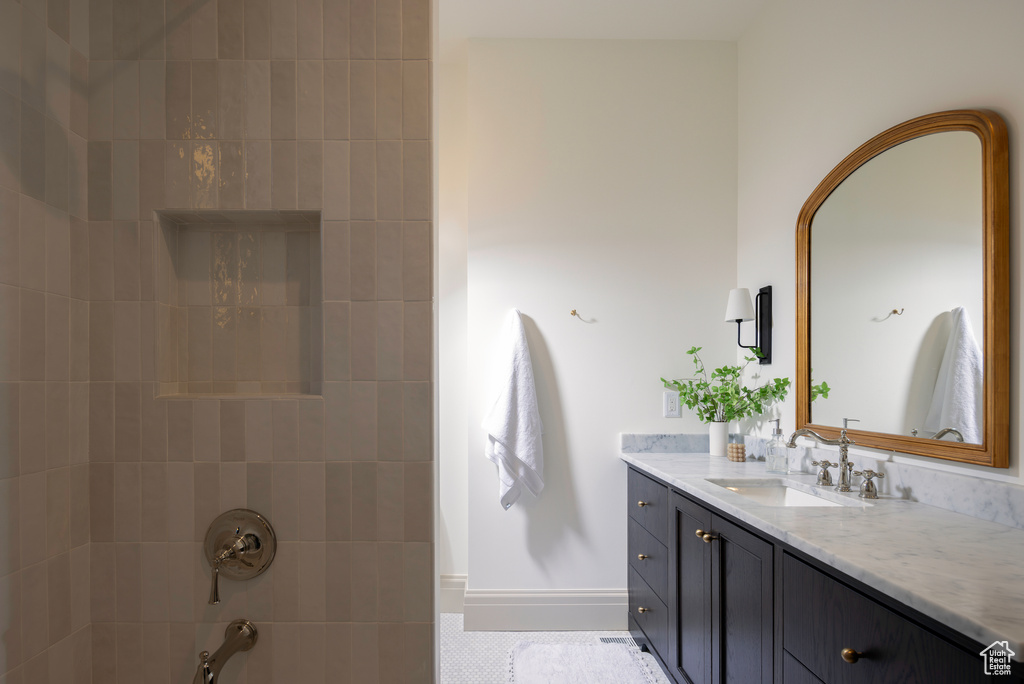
[853,468,884,480]
[811,460,837,487]
[203,510,277,606]
[208,536,249,605]
[853,469,884,499]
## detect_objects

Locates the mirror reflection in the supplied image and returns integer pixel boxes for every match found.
[809,132,984,443]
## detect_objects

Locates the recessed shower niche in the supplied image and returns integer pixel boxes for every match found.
[154,209,323,397]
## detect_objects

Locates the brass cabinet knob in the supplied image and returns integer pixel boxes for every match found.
[695,529,718,543]
[637,501,648,507]
[637,553,648,561]
[841,648,862,664]
[637,606,649,614]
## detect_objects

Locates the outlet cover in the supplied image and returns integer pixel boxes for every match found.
[663,390,681,418]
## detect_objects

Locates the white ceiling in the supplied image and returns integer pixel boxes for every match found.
[438,0,770,61]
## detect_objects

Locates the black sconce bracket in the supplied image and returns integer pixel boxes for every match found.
[735,285,772,365]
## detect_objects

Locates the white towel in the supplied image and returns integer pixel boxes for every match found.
[482,309,544,510]
[924,306,983,443]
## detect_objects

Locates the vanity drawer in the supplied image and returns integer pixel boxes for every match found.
[782,553,987,684]
[628,565,668,660]
[628,468,669,542]
[627,517,668,600]
[783,651,825,684]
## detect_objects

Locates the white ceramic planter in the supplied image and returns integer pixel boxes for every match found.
[709,421,728,457]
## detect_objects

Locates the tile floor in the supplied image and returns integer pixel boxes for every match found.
[439,613,673,683]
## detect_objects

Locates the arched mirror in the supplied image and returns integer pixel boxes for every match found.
[796,110,1009,467]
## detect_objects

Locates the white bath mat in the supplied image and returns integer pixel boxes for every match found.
[507,641,659,684]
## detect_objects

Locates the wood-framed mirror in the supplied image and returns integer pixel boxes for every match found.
[796,109,1009,467]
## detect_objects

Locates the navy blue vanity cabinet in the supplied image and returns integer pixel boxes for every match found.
[626,465,1018,684]
[628,468,774,684]
[782,553,993,684]
[670,491,712,683]
[669,491,774,684]
[628,469,672,669]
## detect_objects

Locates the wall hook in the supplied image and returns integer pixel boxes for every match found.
[570,309,596,324]
[873,308,904,322]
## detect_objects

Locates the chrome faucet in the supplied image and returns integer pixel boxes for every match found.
[786,427,857,492]
[192,620,258,684]
[911,427,965,442]
[932,427,965,442]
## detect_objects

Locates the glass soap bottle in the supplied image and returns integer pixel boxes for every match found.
[765,419,788,473]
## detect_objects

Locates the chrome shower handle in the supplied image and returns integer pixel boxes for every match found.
[207,532,259,605]
[203,510,277,606]
[209,559,221,605]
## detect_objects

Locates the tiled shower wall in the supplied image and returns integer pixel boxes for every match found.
[0,0,435,679]
[0,0,95,680]
[86,0,434,682]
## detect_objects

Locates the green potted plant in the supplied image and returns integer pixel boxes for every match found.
[661,346,827,456]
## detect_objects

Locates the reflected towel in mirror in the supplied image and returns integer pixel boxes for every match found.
[924,306,982,443]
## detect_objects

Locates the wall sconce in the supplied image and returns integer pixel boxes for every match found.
[724,286,772,365]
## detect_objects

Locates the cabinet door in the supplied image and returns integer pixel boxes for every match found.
[711,514,774,684]
[783,553,990,684]
[671,493,713,684]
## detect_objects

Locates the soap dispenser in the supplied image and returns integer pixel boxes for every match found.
[765,419,788,474]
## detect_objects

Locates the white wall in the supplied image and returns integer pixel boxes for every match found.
[437,0,1024,628]
[438,55,471,587]
[737,0,1024,482]
[461,39,738,627]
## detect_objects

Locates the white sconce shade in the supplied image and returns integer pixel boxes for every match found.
[725,288,755,322]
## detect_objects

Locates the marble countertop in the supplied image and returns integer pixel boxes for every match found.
[622,452,1024,656]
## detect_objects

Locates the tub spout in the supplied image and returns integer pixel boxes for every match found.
[192,620,258,684]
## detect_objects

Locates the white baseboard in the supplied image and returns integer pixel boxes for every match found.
[440,574,468,613]
[462,588,628,631]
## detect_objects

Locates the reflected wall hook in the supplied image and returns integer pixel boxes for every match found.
[874,308,904,322]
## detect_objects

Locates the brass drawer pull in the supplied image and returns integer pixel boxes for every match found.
[695,529,718,543]
[637,553,648,561]
[637,606,649,614]
[637,500,649,507]
[841,648,862,664]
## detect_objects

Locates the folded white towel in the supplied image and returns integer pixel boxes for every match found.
[482,309,544,510]
[924,306,983,443]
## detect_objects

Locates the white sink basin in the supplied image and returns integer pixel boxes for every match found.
[705,478,867,508]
